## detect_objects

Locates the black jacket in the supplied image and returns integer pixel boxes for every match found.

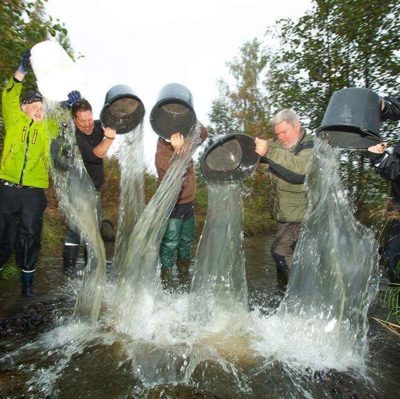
[369,98,400,203]
[75,120,105,190]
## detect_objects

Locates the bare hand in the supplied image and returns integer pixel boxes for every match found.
[255,137,268,156]
[368,142,387,154]
[104,127,116,140]
[170,132,185,153]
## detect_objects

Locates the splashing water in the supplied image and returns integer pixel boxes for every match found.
[252,139,379,372]
[112,124,202,335]
[112,125,145,278]
[48,105,106,323]
[1,133,387,398]
[190,182,248,324]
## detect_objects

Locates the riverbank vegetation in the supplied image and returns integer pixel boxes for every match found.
[0,0,399,329]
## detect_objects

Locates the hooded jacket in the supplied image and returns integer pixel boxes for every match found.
[1,77,57,188]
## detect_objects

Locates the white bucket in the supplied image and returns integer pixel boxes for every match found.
[30,40,85,102]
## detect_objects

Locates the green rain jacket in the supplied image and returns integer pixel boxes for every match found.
[1,77,57,188]
[262,133,314,223]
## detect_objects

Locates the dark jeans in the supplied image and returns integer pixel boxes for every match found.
[0,183,47,272]
[385,219,400,283]
[271,222,301,272]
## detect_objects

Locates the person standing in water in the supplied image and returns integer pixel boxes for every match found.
[255,109,313,284]
[368,96,400,284]
[155,124,207,283]
[63,99,116,271]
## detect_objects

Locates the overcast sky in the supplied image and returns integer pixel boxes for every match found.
[45,0,311,164]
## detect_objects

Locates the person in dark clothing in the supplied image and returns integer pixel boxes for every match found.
[63,99,116,270]
[368,96,400,283]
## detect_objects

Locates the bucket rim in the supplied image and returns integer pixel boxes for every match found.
[200,133,260,181]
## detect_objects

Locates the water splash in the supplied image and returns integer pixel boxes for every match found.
[112,125,145,278]
[0,132,386,397]
[48,105,105,323]
[189,181,248,324]
[252,139,379,372]
[112,124,201,335]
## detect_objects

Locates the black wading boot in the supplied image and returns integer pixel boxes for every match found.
[63,244,79,272]
[176,258,191,290]
[21,271,36,298]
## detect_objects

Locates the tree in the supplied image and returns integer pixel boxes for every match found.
[209,38,272,138]
[267,0,400,131]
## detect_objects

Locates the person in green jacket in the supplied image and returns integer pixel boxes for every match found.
[255,109,313,282]
[0,50,58,297]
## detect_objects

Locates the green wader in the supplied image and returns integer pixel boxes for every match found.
[160,215,195,269]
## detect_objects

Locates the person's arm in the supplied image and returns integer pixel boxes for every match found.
[92,127,116,158]
[255,137,313,183]
[155,133,184,181]
[382,97,400,122]
[368,142,400,181]
[266,147,313,184]
[2,51,30,127]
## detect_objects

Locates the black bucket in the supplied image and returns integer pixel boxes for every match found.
[100,84,145,134]
[317,87,382,149]
[150,83,197,139]
[200,134,260,181]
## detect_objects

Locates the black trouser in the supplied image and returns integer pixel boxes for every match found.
[271,222,301,272]
[0,183,47,272]
[386,219,400,283]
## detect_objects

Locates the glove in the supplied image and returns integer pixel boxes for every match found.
[61,90,81,109]
[382,96,400,122]
[17,50,31,74]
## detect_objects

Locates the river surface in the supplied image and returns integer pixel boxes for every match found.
[0,237,399,399]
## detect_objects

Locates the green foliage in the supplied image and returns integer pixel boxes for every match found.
[209,39,273,139]
[242,169,276,235]
[0,256,19,279]
[383,284,400,325]
[268,0,400,130]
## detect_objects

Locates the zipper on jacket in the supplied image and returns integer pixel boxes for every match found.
[19,122,33,184]
[1,144,14,168]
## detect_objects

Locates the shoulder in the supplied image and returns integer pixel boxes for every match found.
[295,134,314,155]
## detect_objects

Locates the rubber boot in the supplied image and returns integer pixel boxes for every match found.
[276,271,289,293]
[160,267,173,290]
[176,258,191,290]
[63,244,79,271]
[21,271,36,298]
